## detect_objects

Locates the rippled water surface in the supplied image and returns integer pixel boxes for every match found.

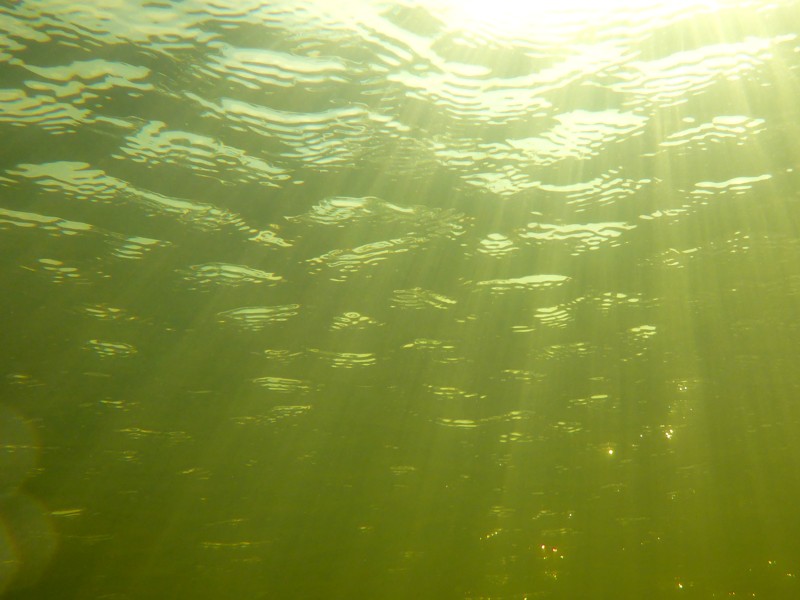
[2,0,800,598]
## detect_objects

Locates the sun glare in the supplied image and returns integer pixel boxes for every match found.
[436,0,719,36]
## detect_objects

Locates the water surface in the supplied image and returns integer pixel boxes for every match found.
[2,1,800,598]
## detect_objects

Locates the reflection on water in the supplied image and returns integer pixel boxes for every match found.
[1,0,800,598]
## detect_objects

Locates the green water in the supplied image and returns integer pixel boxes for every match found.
[2,0,800,598]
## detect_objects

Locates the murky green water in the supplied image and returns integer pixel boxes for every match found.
[2,0,800,598]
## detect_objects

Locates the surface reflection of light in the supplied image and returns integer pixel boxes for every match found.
[435,0,720,37]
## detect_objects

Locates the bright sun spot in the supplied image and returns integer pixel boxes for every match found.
[436,0,719,36]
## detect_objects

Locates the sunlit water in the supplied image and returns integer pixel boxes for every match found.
[2,0,800,598]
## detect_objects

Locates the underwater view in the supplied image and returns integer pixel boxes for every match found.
[1,0,800,598]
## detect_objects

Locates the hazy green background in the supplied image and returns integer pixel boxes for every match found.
[1,0,800,598]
